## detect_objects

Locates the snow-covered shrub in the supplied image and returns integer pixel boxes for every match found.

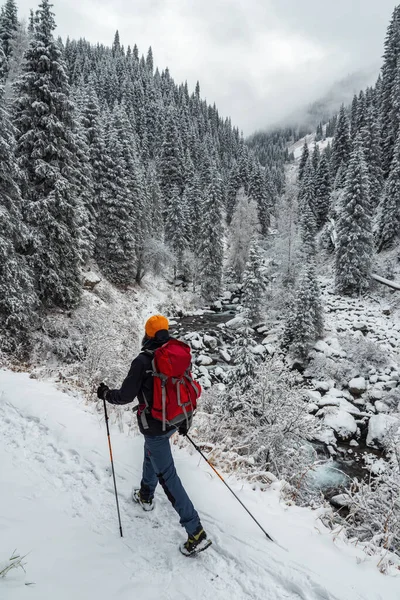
[306,335,387,386]
[340,335,388,374]
[198,357,321,499]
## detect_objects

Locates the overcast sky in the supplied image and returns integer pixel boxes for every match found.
[16,0,399,133]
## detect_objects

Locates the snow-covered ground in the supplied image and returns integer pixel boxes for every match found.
[1,371,399,600]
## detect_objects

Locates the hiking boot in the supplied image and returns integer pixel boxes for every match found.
[132,488,155,512]
[179,525,212,557]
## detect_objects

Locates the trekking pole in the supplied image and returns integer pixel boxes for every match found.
[186,434,275,543]
[103,398,123,538]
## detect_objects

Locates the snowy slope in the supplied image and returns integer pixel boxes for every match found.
[1,371,399,600]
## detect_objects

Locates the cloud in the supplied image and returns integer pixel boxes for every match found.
[16,0,399,133]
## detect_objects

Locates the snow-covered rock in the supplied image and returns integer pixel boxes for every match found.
[367,414,400,448]
[307,403,319,414]
[264,344,276,356]
[314,340,332,356]
[203,335,218,350]
[374,401,390,414]
[82,270,101,290]
[306,390,322,403]
[191,339,203,350]
[314,427,337,447]
[225,316,245,330]
[330,494,352,508]
[313,380,330,393]
[348,377,367,396]
[323,409,358,440]
[369,388,383,401]
[251,344,266,356]
[219,349,231,363]
[350,439,359,447]
[197,354,213,366]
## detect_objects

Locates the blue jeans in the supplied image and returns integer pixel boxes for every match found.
[140,431,201,535]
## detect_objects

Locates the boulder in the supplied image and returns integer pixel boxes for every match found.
[251,344,266,356]
[197,354,214,366]
[82,270,101,290]
[219,349,231,363]
[323,409,358,440]
[330,494,352,508]
[348,377,367,396]
[264,344,276,356]
[314,340,332,356]
[375,401,390,414]
[225,316,245,330]
[306,390,322,402]
[313,380,330,393]
[204,335,218,350]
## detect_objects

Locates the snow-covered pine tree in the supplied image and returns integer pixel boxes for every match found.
[380,5,400,177]
[0,0,18,61]
[165,184,187,274]
[331,104,351,183]
[242,238,265,324]
[248,162,272,235]
[375,129,400,251]
[95,124,137,287]
[335,135,373,295]
[13,0,81,309]
[311,143,320,172]
[227,188,260,283]
[199,171,223,301]
[282,261,323,361]
[314,154,331,228]
[0,47,36,354]
[298,140,309,181]
[362,104,383,211]
[230,319,259,389]
[159,105,185,205]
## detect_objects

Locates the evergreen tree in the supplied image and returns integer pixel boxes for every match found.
[314,154,331,228]
[165,184,187,273]
[380,6,400,177]
[199,172,223,301]
[13,0,81,309]
[375,130,400,251]
[0,0,18,60]
[283,262,323,361]
[230,319,259,388]
[298,140,309,181]
[159,105,185,205]
[242,238,265,324]
[95,125,137,286]
[0,48,36,354]
[248,163,272,235]
[331,104,351,182]
[362,104,383,211]
[311,143,320,172]
[335,136,373,296]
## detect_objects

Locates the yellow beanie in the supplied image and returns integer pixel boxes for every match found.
[145,315,169,338]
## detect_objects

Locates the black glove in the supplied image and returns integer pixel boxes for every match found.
[97,382,109,400]
[178,423,188,436]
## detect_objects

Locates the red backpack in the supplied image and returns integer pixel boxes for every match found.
[143,339,202,431]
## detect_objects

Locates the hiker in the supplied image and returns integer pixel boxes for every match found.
[97,314,211,556]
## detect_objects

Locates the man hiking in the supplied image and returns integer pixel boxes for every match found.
[97,314,211,556]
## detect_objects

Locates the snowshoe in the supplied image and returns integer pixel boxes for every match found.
[179,526,212,557]
[132,488,155,512]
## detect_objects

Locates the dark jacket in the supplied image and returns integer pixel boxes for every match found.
[106,330,175,436]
